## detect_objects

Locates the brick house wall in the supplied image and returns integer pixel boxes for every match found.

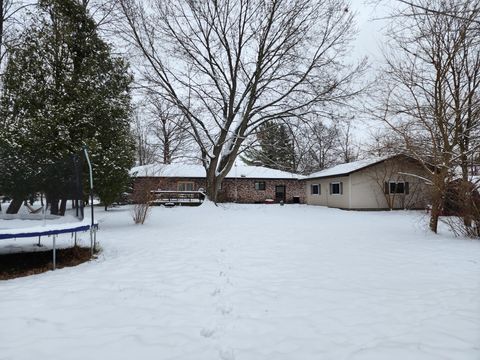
[218,178,304,203]
[133,176,305,203]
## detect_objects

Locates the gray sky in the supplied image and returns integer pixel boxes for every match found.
[346,1,395,147]
[350,0,392,64]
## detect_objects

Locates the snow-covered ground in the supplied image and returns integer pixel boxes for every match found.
[0,204,479,359]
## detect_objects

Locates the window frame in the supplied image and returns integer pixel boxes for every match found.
[389,181,405,194]
[254,181,266,191]
[177,181,195,191]
[310,184,320,195]
[330,182,342,195]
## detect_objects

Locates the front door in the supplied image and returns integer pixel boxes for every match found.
[275,185,286,202]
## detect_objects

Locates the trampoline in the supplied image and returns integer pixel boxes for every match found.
[0,221,98,270]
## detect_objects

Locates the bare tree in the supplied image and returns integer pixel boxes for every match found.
[289,115,340,174]
[0,0,35,72]
[132,110,158,166]
[367,156,425,210]
[147,94,193,164]
[371,0,480,233]
[131,177,156,224]
[336,117,359,163]
[118,0,365,201]
[365,127,408,157]
[394,0,480,26]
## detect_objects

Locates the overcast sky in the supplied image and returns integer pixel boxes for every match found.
[345,1,396,145]
[350,0,392,64]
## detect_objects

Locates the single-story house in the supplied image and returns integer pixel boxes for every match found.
[304,154,431,210]
[130,163,305,204]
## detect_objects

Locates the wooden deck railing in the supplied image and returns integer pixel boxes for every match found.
[150,190,205,205]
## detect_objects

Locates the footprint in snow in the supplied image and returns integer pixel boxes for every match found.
[211,288,221,296]
[219,348,235,360]
[200,328,215,338]
[218,305,233,315]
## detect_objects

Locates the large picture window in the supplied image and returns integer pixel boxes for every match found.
[311,184,320,195]
[255,181,266,190]
[177,182,194,191]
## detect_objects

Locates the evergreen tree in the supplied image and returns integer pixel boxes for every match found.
[242,122,295,172]
[0,0,135,214]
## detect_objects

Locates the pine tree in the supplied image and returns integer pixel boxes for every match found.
[0,0,135,214]
[242,122,295,172]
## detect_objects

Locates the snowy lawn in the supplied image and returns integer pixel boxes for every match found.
[1,204,479,360]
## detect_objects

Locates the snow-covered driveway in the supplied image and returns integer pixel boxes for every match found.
[1,204,479,359]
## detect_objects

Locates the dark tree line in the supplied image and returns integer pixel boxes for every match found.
[0,0,135,214]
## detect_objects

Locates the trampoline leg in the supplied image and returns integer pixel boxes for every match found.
[93,228,97,252]
[37,236,41,247]
[90,229,93,256]
[52,235,56,271]
[74,232,77,247]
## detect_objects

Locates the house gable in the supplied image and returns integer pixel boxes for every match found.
[305,155,430,210]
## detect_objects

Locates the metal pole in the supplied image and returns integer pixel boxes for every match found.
[93,227,97,252]
[90,228,93,256]
[83,146,94,228]
[52,235,56,270]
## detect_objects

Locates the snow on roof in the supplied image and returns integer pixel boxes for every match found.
[130,163,303,180]
[306,156,391,179]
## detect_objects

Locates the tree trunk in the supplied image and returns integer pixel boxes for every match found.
[163,140,170,164]
[459,177,473,228]
[206,170,219,203]
[6,198,23,214]
[50,198,59,215]
[429,203,441,233]
[59,198,67,216]
[429,189,444,234]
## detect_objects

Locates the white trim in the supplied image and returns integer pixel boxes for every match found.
[388,181,405,194]
[330,182,342,195]
[254,181,266,191]
[177,181,195,191]
[310,184,320,196]
[348,177,352,208]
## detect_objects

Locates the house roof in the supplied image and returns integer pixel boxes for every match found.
[306,156,395,180]
[130,163,303,180]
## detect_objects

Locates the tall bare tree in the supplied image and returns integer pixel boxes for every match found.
[0,0,35,72]
[394,0,480,26]
[147,94,193,164]
[119,0,365,201]
[371,0,480,233]
[132,110,158,166]
[288,115,340,174]
[337,117,359,163]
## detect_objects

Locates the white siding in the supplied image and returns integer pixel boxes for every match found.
[305,159,430,209]
[305,176,350,208]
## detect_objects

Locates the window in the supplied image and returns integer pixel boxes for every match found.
[311,184,320,195]
[177,182,194,191]
[330,182,343,195]
[255,181,266,190]
[386,181,409,194]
